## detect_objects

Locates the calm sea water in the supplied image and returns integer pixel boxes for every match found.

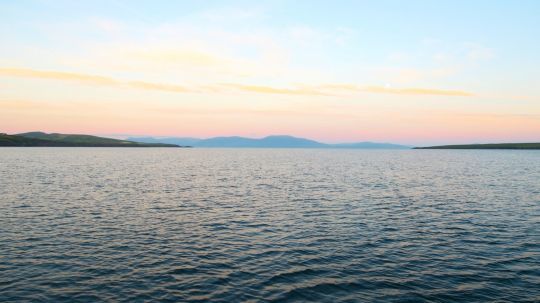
[0,148,539,302]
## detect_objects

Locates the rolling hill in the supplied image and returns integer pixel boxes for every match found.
[415,143,540,149]
[1,132,181,147]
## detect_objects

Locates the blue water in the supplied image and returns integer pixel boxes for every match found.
[0,148,539,302]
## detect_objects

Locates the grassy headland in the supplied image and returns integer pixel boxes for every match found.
[415,143,540,149]
[0,132,184,147]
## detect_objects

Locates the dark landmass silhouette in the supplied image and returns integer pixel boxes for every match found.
[0,132,182,147]
[415,143,540,149]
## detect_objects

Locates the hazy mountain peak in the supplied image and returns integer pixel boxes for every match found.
[127,135,410,149]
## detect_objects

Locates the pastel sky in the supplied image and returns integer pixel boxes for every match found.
[1,0,539,145]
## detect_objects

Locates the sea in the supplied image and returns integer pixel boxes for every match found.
[0,148,539,302]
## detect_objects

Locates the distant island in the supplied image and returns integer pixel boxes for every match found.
[0,132,184,147]
[415,143,540,150]
[127,135,411,149]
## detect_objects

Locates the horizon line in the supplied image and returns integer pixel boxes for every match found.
[6,131,539,147]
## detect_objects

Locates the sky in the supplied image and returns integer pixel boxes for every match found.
[1,0,539,145]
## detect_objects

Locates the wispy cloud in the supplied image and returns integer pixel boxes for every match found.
[0,67,192,93]
[363,86,473,97]
[310,83,473,96]
[90,17,125,34]
[0,67,474,97]
[463,43,495,62]
[220,83,330,96]
[0,68,117,85]
[126,81,190,93]
[199,6,266,22]
[127,49,225,67]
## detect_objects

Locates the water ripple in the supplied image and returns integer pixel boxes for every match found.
[0,148,539,302]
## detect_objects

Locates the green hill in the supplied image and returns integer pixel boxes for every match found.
[415,143,540,149]
[0,132,181,147]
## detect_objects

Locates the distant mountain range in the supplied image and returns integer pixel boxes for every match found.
[0,132,181,147]
[127,135,411,149]
[3,132,538,149]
